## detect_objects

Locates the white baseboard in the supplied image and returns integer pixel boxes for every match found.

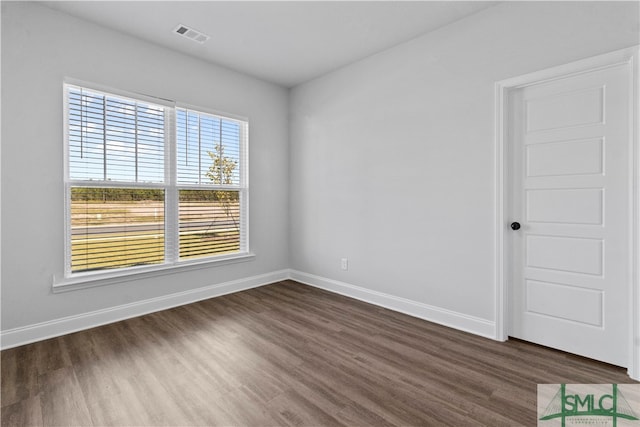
[0,269,289,350]
[1,269,497,350]
[288,270,496,339]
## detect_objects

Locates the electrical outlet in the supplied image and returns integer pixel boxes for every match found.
[341,258,348,271]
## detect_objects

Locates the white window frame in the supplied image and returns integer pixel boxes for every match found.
[56,80,252,292]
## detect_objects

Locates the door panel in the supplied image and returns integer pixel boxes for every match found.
[525,280,603,326]
[526,235,603,275]
[509,64,630,367]
[526,188,603,224]
[525,86,604,132]
[526,137,604,177]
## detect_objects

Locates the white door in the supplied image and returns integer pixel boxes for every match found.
[509,63,631,367]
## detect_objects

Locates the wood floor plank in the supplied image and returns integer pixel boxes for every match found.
[38,367,93,427]
[0,346,38,408]
[268,388,347,427]
[1,280,637,426]
[0,395,43,427]
[335,403,396,427]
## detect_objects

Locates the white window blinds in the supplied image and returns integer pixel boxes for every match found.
[175,108,247,261]
[67,86,165,183]
[176,108,242,186]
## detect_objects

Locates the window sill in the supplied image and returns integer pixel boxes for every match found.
[52,252,256,293]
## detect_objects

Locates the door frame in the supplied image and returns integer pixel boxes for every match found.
[494,45,640,379]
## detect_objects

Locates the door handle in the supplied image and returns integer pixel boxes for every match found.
[511,222,521,230]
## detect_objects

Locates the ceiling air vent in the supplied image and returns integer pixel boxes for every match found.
[173,24,210,44]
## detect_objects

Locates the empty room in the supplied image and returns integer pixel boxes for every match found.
[1,1,640,425]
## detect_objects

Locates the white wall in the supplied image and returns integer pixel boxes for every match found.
[289,2,640,331]
[1,2,289,334]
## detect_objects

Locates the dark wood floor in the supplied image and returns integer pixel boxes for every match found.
[1,280,636,426]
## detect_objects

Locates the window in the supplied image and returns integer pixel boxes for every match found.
[65,84,248,280]
[175,108,245,260]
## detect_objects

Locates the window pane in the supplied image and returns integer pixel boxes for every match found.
[68,87,165,183]
[71,187,165,272]
[179,189,240,259]
[68,89,106,181]
[176,109,241,186]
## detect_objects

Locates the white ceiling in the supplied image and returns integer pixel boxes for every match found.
[42,1,498,88]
